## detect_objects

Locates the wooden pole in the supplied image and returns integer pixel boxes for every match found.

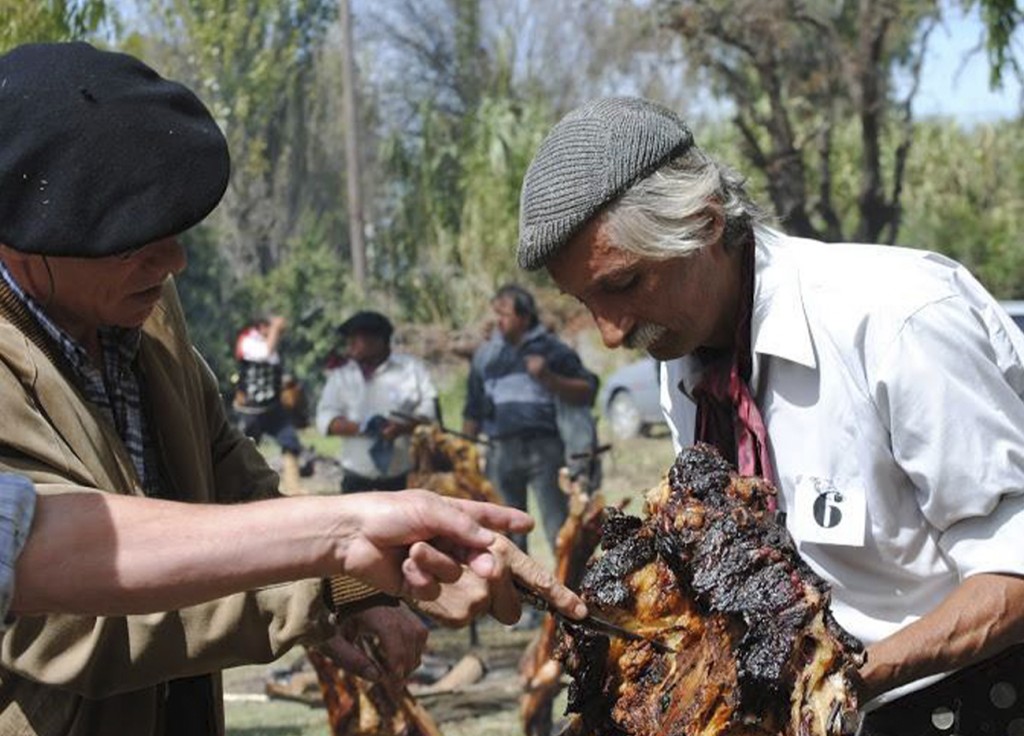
[340,0,367,291]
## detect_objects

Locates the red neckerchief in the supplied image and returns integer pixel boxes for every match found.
[692,237,776,491]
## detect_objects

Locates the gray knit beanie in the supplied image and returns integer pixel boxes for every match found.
[517,97,694,271]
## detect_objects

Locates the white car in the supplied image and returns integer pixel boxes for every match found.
[1001,300,1024,333]
[599,356,664,440]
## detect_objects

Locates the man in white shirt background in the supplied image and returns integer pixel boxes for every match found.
[515,96,1024,735]
[316,311,439,493]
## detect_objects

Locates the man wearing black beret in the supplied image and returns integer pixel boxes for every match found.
[0,42,585,736]
[316,310,439,493]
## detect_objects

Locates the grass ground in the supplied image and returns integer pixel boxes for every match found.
[224,426,677,736]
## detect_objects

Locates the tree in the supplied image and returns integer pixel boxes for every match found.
[365,0,501,317]
[646,0,941,244]
[898,118,1024,298]
[128,0,346,280]
[0,0,110,51]
[974,0,1024,86]
[642,0,1024,245]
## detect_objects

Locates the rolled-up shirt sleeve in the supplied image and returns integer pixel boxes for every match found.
[0,474,36,627]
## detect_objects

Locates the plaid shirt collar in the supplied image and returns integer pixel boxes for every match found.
[0,261,160,494]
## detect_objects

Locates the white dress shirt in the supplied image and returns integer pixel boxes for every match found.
[315,354,438,478]
[661,228,1024,702]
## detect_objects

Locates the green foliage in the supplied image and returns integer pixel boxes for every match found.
[0,0,110,51]
[695,115,1024,299]
[376,88,556,326]
[175,226,248,394]
[972,0,1024,86]
[130,0,345,279]
[898,119,1024,298]
[457,97,552,286]
[176,212,359,397]
[436,370,469,430]
[241,216,357,392]
[649,1,951,243]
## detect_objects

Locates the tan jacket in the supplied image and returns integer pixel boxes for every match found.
[0,279,335,736]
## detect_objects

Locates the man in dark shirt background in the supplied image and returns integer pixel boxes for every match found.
[463,284,598,554]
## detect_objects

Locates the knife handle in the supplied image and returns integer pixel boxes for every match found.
[513,580,554,613]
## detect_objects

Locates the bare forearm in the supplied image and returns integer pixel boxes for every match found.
[538,371,594,405]
[859,572,1024,700]
[265,318,286,354]
[13,493,351,616]
[328,416,361,436]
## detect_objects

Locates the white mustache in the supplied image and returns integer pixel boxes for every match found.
[625,322,667,351]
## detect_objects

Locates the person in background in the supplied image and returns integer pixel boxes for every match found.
[316,311,439,493]
[516,95,1024,735]
[462,284,598,553]
[0,42,584,736]
[233,314,305,494]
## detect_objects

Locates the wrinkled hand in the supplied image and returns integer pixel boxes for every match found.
[524,354,547,379]
[315,605,427,682]
[338,490,535,601]
[415,535,587,627]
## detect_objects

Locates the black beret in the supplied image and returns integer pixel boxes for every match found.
[338,311,393,340]
[0,42,230,257]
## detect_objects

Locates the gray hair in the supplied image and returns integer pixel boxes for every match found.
[603,147,769,261]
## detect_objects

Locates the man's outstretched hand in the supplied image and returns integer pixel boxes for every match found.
[334,490,537,601]
[413,534,588,627]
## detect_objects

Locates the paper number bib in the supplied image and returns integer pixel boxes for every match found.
[791,475,866,547]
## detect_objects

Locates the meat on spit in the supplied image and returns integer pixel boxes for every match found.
[520,466,607,736]
[406,424,503,505]
[558,443,864,736]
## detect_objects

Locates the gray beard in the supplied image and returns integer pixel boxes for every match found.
[625,322,667,351]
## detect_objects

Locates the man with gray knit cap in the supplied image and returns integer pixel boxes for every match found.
[518,96,1024,734]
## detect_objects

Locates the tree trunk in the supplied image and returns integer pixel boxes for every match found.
[340,0,367,291]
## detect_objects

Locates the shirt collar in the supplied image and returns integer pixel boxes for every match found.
[351,352,397,380]
[673,228,817,396]
[516,323,547,349]
[749,228,817,375]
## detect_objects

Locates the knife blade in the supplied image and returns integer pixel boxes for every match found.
[513,581,675,654]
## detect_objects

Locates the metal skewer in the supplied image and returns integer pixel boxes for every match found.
[513,581,675,654]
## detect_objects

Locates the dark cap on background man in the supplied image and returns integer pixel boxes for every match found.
[0,42,230,258]
[337,311,394,341]
[517,96,694,271]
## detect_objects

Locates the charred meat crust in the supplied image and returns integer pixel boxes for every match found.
[560,443,864,736]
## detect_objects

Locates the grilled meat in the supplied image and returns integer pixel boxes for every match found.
[407,424,503,504]
[306,648,441,736]
[520,468,607,736]
[560,444,864,736]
